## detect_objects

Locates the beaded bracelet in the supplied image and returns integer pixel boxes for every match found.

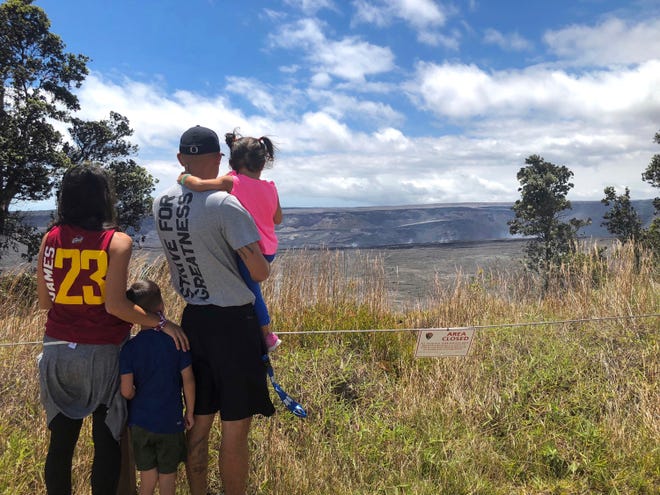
[179,173,191,186]
[155,311,167,331]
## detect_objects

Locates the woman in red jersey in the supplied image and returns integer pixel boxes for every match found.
[36,165,188,495]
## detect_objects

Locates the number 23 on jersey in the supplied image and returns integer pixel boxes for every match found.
[42,247,108,305]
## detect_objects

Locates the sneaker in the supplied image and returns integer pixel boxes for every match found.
[265,332,282,352]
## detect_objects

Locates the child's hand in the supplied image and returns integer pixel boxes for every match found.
[185,412,195,430]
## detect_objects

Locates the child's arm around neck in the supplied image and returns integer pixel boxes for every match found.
[178,172,234,193]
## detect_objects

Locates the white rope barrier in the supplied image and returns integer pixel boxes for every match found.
[1,313,657,347]
[276,313,660,335]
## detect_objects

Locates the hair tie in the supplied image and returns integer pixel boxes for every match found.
[179,173,191,186]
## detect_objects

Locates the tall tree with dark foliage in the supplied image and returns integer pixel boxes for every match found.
[65,112,157,235]
[0,1,156,261]
[0,0,88,259]
[508,154,590,285]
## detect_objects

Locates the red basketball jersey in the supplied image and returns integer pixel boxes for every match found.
[41,225,132,345]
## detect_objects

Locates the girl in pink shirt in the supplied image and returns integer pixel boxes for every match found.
[178,130,283,351]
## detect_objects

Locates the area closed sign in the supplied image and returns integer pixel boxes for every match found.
[414,328,476,357]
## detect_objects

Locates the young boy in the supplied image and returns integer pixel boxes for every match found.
[119,280,195,495]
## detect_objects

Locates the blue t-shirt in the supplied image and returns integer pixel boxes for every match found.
[119,329,192,434]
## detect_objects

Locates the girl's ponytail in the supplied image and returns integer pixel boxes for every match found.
[225,130,239,151]
[258,136,275,161]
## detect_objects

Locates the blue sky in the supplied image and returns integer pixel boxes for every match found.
[22,0,660,209]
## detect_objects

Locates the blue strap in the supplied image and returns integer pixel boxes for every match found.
[262,355,307,418]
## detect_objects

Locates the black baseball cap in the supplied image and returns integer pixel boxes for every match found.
[179,125,221,155]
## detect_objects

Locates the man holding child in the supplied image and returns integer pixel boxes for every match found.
[154,125,275,495]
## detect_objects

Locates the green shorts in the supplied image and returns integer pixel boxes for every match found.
[130,425,186,474]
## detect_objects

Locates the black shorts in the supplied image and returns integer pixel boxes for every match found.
[181,303,275,420]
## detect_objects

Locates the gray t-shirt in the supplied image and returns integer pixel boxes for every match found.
[153,185,260,307]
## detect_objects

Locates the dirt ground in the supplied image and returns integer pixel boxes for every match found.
[338,240,527,306]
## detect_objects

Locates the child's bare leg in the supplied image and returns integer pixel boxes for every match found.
[261,324,271,339]
[157,472,177,495]
[138,469,158,495]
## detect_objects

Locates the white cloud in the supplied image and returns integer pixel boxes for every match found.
[353,0,447,28]
[311,72,332,87]
[279,64,300,74]
[225,77,279,115]
[390,0,447,28]
[544,17,660,66]
[262,8,288,22]
[223,77,309,121]
[374,127,410,151]
[318,37,395,81]
[418,29,460,50]
[283,0,336,15]
[300,111,352,145]
[352,0,388,26]
[352,0,455,46]
[398,53,659,204]
[73,74,282,183]
[272,18,326,49]
[483,28,533,51]
[405,60,660,122]
[67,69,657,209]
[270,143,524,206]
[54,9,660,210]
[306,89,404,125]
[271,18,396,82]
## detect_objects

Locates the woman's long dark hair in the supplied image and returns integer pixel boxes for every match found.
[55,164,118,231]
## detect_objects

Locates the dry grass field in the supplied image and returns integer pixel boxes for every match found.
[0,241,658,494]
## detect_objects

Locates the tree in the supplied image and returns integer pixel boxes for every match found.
[508,155,590,279]
[601,186,643,243]
[0,1,156,261]
[107,160,156,234]
[64,112,157,234]
[0,0,88,259]
[641,131,660,209]
[641,130,660,254]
